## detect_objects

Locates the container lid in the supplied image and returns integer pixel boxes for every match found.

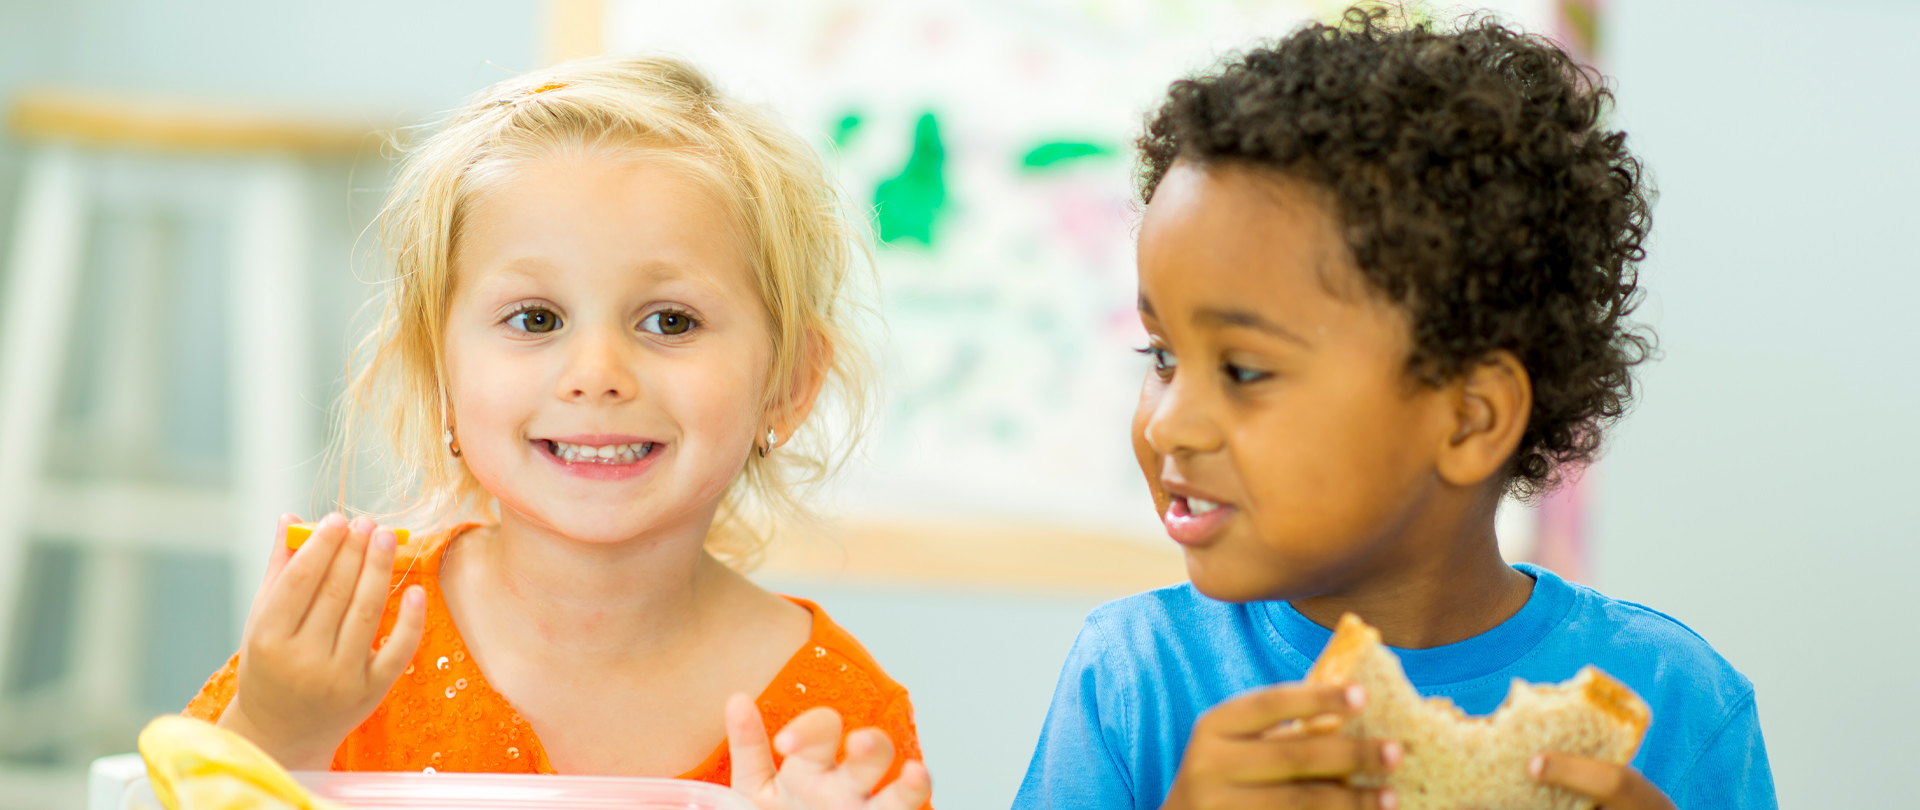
[122,771,759,810]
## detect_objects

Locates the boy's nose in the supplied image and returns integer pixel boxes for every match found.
[1143,377,1224,457]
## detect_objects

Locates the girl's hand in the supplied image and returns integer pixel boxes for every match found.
[726,694,932,810]
[216,513,426,769]
[1161,683,1400,810]
[1526,752,1677,810]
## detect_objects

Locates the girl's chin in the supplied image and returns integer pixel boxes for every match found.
[519,513,685,546]
[494,494,706,544]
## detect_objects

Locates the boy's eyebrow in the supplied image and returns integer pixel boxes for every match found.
[1194,307,1312,346]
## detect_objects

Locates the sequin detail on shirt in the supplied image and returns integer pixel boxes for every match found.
[182,524,924,791]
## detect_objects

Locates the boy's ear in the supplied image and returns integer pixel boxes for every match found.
[1436,350,1532,488]
[767,329,835,445]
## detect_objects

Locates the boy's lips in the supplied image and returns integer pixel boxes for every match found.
[532,434,664,481]
[1162,494,1236,546]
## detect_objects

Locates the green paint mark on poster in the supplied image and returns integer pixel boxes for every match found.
[831,112,864,147]
[1020,141,1113,171]
[873,113,946,246]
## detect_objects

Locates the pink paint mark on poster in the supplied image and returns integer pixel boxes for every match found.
[1526,0,1607,586]
[1531,466,1592,584]
[1555,0,1603,66]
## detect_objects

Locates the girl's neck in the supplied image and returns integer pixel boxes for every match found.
[444,509,731,665]
[1290,488,1535,650]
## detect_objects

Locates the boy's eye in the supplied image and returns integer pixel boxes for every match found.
[1224,362,1271,385]
[640,310,697,336]
[507,308,562,333]
[1135,346,1177,378]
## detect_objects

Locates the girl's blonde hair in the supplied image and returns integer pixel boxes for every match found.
[338,55,874,566]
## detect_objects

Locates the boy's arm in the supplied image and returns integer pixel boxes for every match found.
[1013,620,1137,810]
[1670,691,1777,810]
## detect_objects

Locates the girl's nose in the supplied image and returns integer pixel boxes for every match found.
[555,325,639,404]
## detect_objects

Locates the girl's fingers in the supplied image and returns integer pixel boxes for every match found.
[724,693,777,794]
[1530,753,1676,810]
[253,513,348,639]
[837,727,898,794]
[297,517,374,645]
[334,527,400,662]
[243,514,301,636]
[771,706,844,771]
[1201,683,1365,737]
[368,586,426,687]
[868,759,932,810]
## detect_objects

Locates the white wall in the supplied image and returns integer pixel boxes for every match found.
[1598,1,1920,806]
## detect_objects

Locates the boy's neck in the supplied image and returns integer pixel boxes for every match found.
[1289,491,1536,650]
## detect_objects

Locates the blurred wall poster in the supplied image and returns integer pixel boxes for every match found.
[609,0,1338,538]
[607,0,1553,539]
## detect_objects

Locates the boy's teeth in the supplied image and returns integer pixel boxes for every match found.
[548,441,652,463]
[1188,497,1221,515]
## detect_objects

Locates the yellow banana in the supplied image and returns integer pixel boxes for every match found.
[137,715,340,810]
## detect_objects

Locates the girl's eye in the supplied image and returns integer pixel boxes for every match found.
[640,310,697,336]
[1135,346,1177,379]
[507,308,562,333]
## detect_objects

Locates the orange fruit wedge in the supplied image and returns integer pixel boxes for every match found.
[284,522,409,550]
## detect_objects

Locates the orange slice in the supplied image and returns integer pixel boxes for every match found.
[284,522,410,550]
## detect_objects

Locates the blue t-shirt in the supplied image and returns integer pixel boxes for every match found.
[1014,564,1775,810]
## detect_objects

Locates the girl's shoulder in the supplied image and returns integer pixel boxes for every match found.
[387,522,484,591]
[768,596,911,714]
[681,596,922,787]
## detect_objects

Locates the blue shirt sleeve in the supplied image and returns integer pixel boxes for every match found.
[1013,615,1139,810]
[1671,690,1778,810]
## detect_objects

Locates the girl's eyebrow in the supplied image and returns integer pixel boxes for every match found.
[1193,307,1312,346]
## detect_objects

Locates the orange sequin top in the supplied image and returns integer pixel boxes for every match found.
[185,525,925,791]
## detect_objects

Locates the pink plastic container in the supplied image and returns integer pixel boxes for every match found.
[123,771,759,810]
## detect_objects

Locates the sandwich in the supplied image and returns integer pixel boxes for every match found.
[1303,613,1652,810]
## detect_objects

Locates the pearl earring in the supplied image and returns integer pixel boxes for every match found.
[443,428,462,457]
[758,428,777,458]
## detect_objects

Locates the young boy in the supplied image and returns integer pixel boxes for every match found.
[1015,10,1774,810]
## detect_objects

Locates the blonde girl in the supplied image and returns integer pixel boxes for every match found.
[184,55,932,810]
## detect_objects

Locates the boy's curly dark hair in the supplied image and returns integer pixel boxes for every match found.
[1138,7,1654,499]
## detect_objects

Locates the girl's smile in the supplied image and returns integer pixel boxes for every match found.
[533,434,665,481]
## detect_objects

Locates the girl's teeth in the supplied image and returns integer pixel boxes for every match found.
[1188,497,1221,515]
[549,441,651,463]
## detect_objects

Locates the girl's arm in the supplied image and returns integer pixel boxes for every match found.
[726,694,933,810]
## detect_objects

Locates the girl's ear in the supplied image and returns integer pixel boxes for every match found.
[1435,350,1532,488]
[767,329,835,446]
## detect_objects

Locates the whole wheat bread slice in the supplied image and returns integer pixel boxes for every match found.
[1303,613,1652,810]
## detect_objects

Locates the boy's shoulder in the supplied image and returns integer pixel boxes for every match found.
[1527,565,1755,708]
